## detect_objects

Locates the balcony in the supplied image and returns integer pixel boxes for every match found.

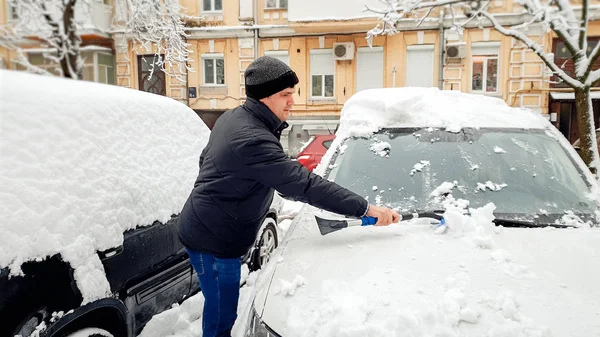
[76,0,112,39]
[19,1,112,41]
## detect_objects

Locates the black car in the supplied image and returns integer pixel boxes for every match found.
[0,70,282,337]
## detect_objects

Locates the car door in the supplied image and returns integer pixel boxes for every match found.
[99,215,192,333]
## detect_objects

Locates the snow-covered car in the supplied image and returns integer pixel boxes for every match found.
[0,70,282,337]
[240,88,600,337]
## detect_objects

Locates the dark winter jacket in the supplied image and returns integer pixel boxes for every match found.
[178,98,369,258]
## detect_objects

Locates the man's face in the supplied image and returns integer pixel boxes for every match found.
[261,87,296,122]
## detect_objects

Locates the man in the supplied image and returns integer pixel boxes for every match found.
[178,56,400,337]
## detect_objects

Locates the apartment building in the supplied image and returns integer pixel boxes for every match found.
[1,0,599,154]
[0,0,115,84]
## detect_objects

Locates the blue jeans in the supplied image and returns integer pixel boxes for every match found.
[186,248,242,337]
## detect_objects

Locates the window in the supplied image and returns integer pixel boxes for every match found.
[552,39,600,88]
[138,55,166,95]
[203,0,222,12]
[203,55,225,85]
[310,50,334,98]
[264,50,289,66]
[471,43,500,93]
[97,52,115,85]
[406,45,434,88]
[8,2,18,20]
[266,0,288,9]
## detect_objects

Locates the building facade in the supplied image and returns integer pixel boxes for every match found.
[1,0,599,154]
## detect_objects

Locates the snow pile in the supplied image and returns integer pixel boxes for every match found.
[556,211,594,228]
[430,181,457,197]
[494,146,508,154]
[276,275,307,296]
[0,70,209,302]
[477,181,508,192]
[411,160,430,176]
[369,140,391,157]
[337,87,548,139]
[140,271,262,337]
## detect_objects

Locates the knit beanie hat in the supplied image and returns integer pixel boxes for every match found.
[245,56,299,100]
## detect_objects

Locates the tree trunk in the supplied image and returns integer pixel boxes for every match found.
[60,0,81,79]
[574,87,599,174]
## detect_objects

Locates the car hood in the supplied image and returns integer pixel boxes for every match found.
[254,206,600,337]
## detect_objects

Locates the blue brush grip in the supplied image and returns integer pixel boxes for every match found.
[361,216,378,226]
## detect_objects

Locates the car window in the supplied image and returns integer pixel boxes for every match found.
[322,139,333,149]
[326,128,595,221]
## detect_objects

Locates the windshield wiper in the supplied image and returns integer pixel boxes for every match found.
[493,218,573,228]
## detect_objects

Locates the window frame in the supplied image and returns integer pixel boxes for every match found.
[202,53,226,86]
[309,49,335,99]
[265,0,288,9]
[264,50,290,66]
[201,0,223,13]
[6,1,19,21]
[470,42,500,95]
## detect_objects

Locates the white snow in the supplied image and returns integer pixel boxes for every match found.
[430,181,457,197]
[250,201,600,337]
[276,275,307,296]
[369,140,391,157]
[0,70,209,302]
[477,181,508,192]
[410,160,431,176]
[337,87,548,139]
[494,146,507,154]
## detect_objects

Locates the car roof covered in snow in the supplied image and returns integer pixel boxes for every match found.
[336,87,551,137]
[0,70,209,301]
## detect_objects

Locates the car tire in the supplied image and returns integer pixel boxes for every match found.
[11,305,49,337]
[252,218,278,271]
[63,327,114,337]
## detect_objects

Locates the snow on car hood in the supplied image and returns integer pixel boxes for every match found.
[254,205,600,337]
[0,70,209,302]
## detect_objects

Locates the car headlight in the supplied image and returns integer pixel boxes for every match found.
[245,307,281,337]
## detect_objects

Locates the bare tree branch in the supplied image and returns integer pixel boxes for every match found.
[479,11,582,88]
[579,0,589,51]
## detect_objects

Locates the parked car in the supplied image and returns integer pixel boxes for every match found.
[0,70,282,337]
[296,134,336,171]
[241,88,600,337]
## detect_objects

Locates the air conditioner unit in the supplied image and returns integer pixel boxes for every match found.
[333,42,355,61]
[445,43,467,59]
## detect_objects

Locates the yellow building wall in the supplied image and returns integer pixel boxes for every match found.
[188,38,241,110]
[180,0,240,26]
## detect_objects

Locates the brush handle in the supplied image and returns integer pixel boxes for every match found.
[361,216,378,226]
[360,212,444,226]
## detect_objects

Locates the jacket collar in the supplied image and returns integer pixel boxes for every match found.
[244,97,289,136]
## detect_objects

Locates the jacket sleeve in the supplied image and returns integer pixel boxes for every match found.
[241,133,369,218]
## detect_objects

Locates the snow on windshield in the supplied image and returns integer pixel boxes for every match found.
[0,70,209,302]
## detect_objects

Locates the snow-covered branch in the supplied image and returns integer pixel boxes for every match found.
[0,0,86,79]
[119,0,195,82]
[479,11,583,89]
[366,0,600,169]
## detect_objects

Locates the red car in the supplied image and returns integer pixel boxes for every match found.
[296,134,336,171]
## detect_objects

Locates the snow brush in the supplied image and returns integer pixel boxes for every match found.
[315,212,446,236]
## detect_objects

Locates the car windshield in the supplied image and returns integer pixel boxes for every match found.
[326,128,596,222]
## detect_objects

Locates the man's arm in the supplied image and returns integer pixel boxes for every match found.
[241,134,368,218]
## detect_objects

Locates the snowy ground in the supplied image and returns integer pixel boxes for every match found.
[138,200,305,337]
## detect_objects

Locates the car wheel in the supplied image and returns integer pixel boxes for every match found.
[252,218,278,270]
[64,327,113,337]
[12,306,49,337]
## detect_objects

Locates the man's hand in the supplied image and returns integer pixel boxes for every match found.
[366,205,401,226]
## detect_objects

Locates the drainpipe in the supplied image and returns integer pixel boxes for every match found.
[253,0,259,59]
[438,9,445,90]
